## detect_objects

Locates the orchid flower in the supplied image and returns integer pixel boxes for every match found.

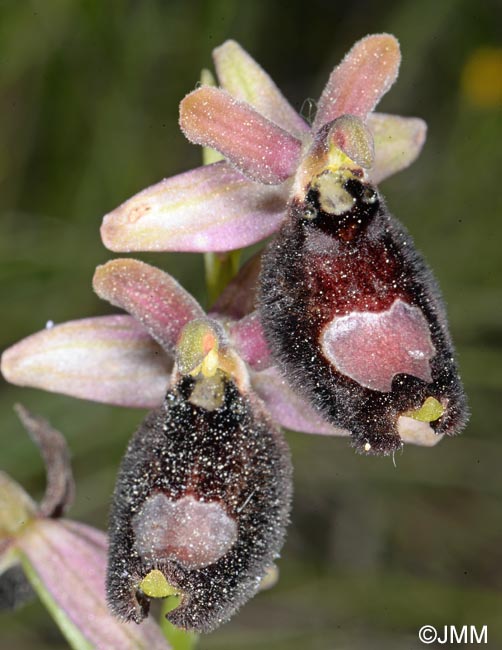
[1,258,343,438]
[106,316,292,632]
[100,34,426,254]
[1,257,442,448]
[0,405,169,650]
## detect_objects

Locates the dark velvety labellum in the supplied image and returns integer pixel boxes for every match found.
[107,377,292,632]
[259,177,468,454]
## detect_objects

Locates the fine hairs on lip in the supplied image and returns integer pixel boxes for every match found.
[259,174,468,455]
[107,376,292,633]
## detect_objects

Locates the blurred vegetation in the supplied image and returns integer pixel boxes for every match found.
[1,0,501,648]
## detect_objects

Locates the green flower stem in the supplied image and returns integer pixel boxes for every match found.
[199,69,242,305]
[204,250,241,306]
[194,70,239,643]
[160,596,198,650]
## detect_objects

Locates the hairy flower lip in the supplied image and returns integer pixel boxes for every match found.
[0,32,446,648]
[106,371,292,633]
[101,35,427,254]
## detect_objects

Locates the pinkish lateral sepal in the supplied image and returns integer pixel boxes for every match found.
[227,312,272,370]
[367,113,427,184]
[1,409,169,649]
[101,161,288,253]
[18,520,169,649]
[0,316,170,408]
[100,35,426,255]
[252,366,349,436]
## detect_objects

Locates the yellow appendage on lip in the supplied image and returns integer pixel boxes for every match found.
[404,396,445,423]
[139,569,179,599]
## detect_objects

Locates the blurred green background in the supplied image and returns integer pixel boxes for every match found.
[1,0,501,648]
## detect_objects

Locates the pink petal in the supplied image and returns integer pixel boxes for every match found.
[213,40,308,137]
[227,312,272,370]
[18,520,169,649]
[367,113,427,183]
[101,162,288,253]
[314,34,401,130]
[93,259,204,353]
[180,87,302,184]
[320,300,435,392]
[251,366,350,436]
[1,316,169,408]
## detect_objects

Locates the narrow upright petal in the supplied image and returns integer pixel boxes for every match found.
[367,113,427,183]
[180,87,302,184]
[314,34,401,130]
[93,259,204,353]
[18,519,169,650]
[199,69,226,165]
[101,162,288,253]
[213,40,309,137]
[1,316,170,408]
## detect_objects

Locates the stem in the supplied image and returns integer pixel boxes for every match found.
[160,596,198,650]
[204,250,241,306]
[199,68,242,306]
